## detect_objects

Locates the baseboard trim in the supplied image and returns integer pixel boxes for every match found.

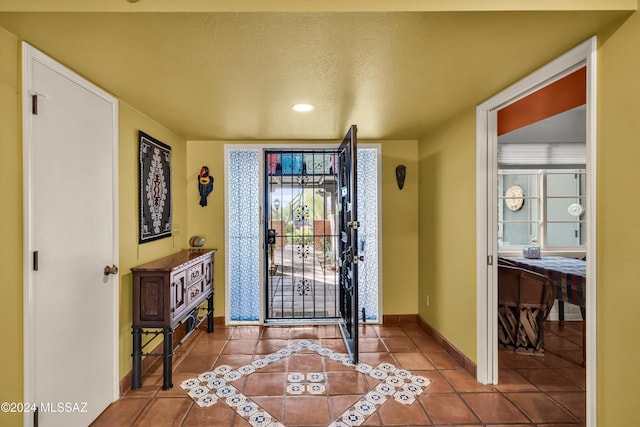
[381,314,418,325]
[417,315,477,377]
[119,340,163,396]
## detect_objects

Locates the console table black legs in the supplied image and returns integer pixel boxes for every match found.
[130,249,216,391]
[207,292,214,333]
[131,295,214,391]
[162,328,173,390]
[131,326,175,390]
[132,327,142,389]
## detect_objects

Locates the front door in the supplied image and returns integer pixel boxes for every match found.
[264,149,340,321]
[337,125,359,363]
[23,44,119,426]
[262,126,360,362]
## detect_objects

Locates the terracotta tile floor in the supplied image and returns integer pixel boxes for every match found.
[91,320,585,426]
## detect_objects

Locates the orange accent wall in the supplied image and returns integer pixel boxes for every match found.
[498,67,586,136]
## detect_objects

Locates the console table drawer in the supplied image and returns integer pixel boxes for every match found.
[132,249,215,328]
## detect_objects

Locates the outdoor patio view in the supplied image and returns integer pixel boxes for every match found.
[266,151,340,320]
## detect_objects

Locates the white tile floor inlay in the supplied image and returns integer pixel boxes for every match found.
[180,340,431,427]
[285,372,326,395]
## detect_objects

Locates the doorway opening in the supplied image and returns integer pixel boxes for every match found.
[225,143,381,327]
[476,37,597,425]
[264,149,340,321]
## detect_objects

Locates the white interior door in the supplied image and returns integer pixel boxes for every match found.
[22,43,119,426]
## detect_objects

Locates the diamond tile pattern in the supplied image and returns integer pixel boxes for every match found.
[92,321,586,426]
[180,339,431,426]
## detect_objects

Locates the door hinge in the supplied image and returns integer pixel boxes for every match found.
[29,91,49,115]
[487,255,493,266]
[34,407,38,427]
[33,250,39,271]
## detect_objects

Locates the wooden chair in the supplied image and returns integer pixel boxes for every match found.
[497,257,517,267]
[498,265,556,354]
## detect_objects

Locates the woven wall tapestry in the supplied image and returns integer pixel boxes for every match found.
[139,131,172,243]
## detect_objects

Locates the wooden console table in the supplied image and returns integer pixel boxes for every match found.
[131,249,216,390]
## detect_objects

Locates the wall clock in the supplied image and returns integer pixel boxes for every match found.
[504,185,525,211]
[568,203,584,216]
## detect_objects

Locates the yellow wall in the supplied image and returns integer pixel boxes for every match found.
[3,8,640,425]
[596,13,640,425]
[0,28,189,427]
[414,15,640,422]
[184,141,227,316]
[417,108,477,359]
[0,27,22,427]
[186,140,420,319]
[117,103,188,378]
[0,27,419,422]
[380,140,420,315]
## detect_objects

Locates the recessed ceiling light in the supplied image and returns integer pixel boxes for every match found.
[292,103,315,112]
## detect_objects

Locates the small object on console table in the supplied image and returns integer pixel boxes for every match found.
[131,248,216,390]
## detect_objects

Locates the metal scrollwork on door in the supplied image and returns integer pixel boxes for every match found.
[294,204,311,260]
[294,204,309,221]
[340,263,352,293]
[296,171,310,185]
[296,279,312,296]
[296,242,310,260]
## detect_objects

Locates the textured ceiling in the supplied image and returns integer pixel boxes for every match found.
[0,7,632,140]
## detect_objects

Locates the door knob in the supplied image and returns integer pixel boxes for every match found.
[104,265,119,276]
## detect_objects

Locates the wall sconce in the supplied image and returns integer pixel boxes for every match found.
[395,165,407,190]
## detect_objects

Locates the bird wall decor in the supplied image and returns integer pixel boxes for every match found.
[198,166,214,207]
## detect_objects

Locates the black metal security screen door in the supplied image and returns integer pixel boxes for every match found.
[337,125,359,364]
[263,126,358,363]
[264,149,341,321]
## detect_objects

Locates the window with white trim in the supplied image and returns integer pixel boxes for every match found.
[498,169,586,251]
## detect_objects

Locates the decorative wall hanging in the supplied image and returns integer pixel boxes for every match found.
[395,165,407,190]
[198,166,214,207]
[139,131,172,243]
